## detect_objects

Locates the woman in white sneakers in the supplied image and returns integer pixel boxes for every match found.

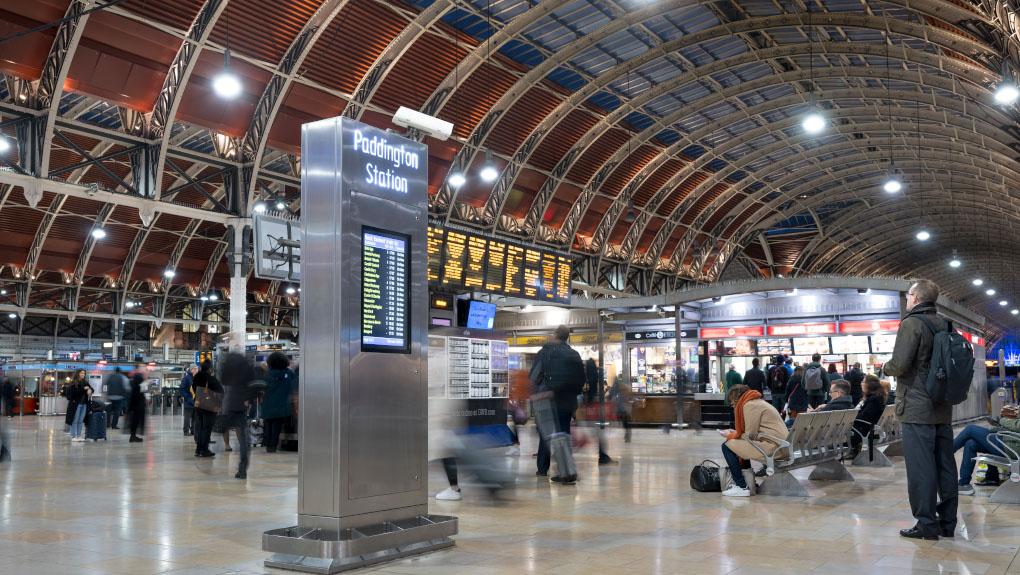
[719,384,788,496]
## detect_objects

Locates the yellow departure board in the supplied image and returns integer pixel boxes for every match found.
[426,224,571,304]
[427,227,444,283]
[464,236,486,289]
[441,230,467,286]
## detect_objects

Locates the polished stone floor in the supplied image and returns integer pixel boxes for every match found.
[0,414,1017,575]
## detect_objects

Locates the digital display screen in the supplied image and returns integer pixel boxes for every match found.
[792,337,831,356]
[425,224,571,303]
[830,335,870,354]
[361,228,410,353]
[871,334,896,353]
[757,338,793,355]
[721,339,756,356]
[465,301,496,330]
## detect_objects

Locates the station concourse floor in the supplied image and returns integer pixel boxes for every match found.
[0,415,1017,575]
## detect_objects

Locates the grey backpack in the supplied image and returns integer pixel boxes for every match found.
[804,366,823,391]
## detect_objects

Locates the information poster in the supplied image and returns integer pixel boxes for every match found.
[792,336,830,356]
[362,229,410,353]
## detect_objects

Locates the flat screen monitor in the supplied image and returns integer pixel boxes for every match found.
[830,335,870,354]
[361,228,411,353]
[792,336,830,356]
[871,334,896,353]
[457,299,496,330]
[722,339,756,356]
[757,338,793,356]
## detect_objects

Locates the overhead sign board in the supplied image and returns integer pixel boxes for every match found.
[839,319,900,334]
[767,322,837,336]
[699,326,764,339]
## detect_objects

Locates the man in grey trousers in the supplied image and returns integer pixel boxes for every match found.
[883,279,957,540]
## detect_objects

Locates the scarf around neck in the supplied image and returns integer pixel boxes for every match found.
[728,389,763,440]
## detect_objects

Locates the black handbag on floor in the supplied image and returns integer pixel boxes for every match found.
[690,460,722,492]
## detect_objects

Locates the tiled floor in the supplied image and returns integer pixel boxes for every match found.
[0,415,1017,575]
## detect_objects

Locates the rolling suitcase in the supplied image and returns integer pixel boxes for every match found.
[86,410,108,441]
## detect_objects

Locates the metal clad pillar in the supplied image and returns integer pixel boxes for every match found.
[674,308,684,428]
[226,218,249,351]
[264,117,455,573]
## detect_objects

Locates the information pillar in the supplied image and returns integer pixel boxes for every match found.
[264,117,456,574]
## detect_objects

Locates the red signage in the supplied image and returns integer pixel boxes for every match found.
[767,323,837,336]
[957,330,986,347]
[839,319,901,334]
[699,326,764,339]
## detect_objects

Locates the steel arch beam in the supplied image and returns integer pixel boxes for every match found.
[496,40,993,239]
[242,0,354,211]
[37,0,94,177]
[635,95,1020,270]
[436,8,995,219]
[151,0,229,200]
[344,0,454,121]
[606,84,1013,271]
[664,111,1020,270]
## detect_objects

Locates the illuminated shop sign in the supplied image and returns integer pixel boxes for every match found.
[838,319,900,334]
[699,326,764,338]
[767,322,837,336]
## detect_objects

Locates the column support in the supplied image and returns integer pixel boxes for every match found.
[227,217,251,351]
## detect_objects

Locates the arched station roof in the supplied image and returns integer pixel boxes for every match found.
[0,0,1017,341]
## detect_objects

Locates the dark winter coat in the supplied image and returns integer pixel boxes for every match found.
[180,371,195,408]
[785,374,808,412]
[883,302,953,425]
[743,367,766,393]
[262,368,296,419]
[529,341,585,413]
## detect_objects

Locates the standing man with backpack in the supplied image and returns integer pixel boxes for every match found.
[803,354,829,408]
[105,367,129,430]
[530,325,586,485]
[884,279,972,541]
[766,356,789,412]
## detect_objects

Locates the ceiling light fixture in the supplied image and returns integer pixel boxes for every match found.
[802,112,826,135]
[986,288,996,296]
[0,138,10,153]
[972,278,983,286]
[915,230,930,241]
[1012,309,1019,315]
[91,228,107,240]
[7,313,15,319]
[212,49,242,100]
[447,171,466,188]
[995,84,1019,105]
[208,294,219,301]
[163,269,176,279]
[949,250,961,268]
[253,201,267,214]
[274,198,287,211]
[200,295,209,302]
[479,149,498,183]
[285,286,296,295]
[1000,300,1008,306]
[883,176,902,194]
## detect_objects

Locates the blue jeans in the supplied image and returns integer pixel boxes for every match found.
[954,425,1002,485]
[721,442,747,488]
[69,404,87,438]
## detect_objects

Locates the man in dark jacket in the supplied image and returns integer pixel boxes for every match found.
[845,363,865,405]
[766,357,789,412]
[883,279,957,540]
[105,367,129,430]
[180,364,197,436]
[1,379,15,418]
[530,325,585,484]
[220,352,259,480]
[743,358,766,393]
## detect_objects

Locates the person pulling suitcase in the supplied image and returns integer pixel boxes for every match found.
[530,325,586,485]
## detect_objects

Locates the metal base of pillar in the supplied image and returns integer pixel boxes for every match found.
[852,447,892,467]
[883,441,904,457]
[808,459,855,482]
[989,480,1020,505]
[263,515,457,574]
[757,470,808,497]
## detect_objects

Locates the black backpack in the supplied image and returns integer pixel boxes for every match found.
[917,316,974,405]
[767,365,787,393]
[541,343,586,395]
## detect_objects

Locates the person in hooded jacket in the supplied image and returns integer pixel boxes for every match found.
[262,352,296,453]
[127,367,146,443]
[845,363,865,405]
[784,365,808,423]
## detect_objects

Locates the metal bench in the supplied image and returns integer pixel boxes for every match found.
[747,408,859,497]
[851,405,900,467]
[973,429,1020,504]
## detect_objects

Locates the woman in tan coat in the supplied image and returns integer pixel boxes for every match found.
[719,385,789,497]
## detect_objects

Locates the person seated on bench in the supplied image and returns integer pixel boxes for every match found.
[955,414,1020,495]
[807,380,854,413]
[850,375,887,459]
[719,384,789,498]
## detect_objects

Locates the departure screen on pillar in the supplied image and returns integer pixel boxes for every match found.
[361,228,411,353]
